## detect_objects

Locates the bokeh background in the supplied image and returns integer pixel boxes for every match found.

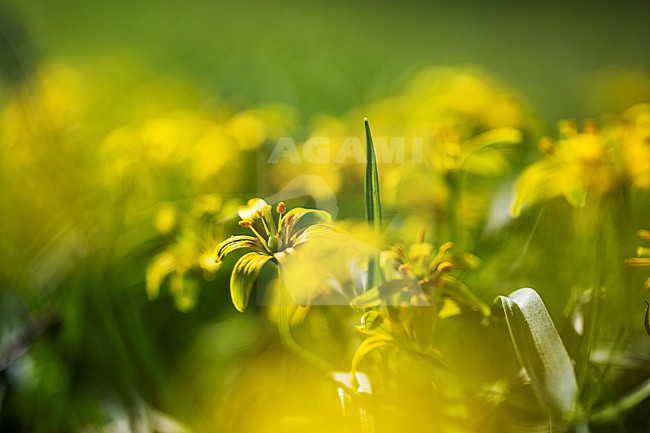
[1,1,650,432]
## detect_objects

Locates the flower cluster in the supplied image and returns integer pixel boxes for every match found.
[351,235,487,348]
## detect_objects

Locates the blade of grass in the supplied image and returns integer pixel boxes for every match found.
[364,118,382,293]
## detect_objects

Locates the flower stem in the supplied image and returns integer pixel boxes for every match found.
[588,374,650,424]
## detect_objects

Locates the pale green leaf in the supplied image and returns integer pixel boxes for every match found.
[497,288,586,430]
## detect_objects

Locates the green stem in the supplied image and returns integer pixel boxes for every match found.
[588,375,650,424]
[276,289,369,406]
[278,292,334,374]
[446,172,463,249]
[575,199,603,393]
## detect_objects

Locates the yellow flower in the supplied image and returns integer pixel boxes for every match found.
[146,195,226,311]
[351,234,488,348]
[214,199,333,312]
[512,105,650,215]
[619,104,650,189]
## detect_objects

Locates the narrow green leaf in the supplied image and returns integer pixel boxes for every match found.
[497,288,587,430]
[364,118,382,292]
[364,118,382,227]
[230,252,273,312]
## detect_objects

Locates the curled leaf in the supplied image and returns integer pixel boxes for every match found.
[497,288,585,429]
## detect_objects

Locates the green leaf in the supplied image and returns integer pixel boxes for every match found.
[497,288,587,430]
[364,118,382,227]
[230,252,273,312]
[365,118,382,292]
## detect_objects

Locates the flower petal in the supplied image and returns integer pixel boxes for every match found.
[146,251,176,300]
[230,252,273,312]
[290,224,362,251]
[510,159,567,216]
[214,235,264,262]
[238,198,269,220]
[437,275,491,318]
[282,208,332,237]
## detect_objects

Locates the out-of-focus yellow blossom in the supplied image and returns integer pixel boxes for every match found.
[269,67,525,244]
[271,67,524,198]
[0,55,300,294]
[154,201,180,235]
[512,105,650,215]
[619,104,650,189]
[146,194,229,311]
[99,108,244,202]
[351,234,488,350]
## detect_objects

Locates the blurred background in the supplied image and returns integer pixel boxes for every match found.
[1,1,650,432]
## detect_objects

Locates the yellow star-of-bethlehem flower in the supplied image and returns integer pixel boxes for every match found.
[350,233,488,348]
[213,198,332,312]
